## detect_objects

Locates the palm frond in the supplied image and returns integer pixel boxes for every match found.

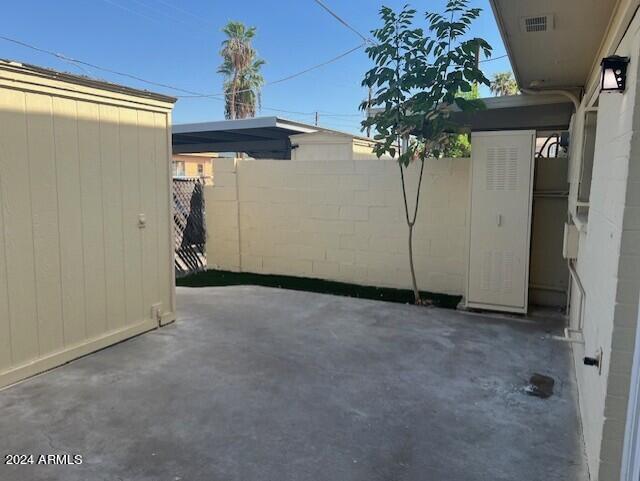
[218,21,265,119]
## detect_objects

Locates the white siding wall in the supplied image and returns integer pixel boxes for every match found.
[0,68,175,388]
[569,10,640,481]
[205,157,469,295]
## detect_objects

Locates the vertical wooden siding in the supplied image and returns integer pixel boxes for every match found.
[0,87,174,386]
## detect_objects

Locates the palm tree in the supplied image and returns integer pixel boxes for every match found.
[218,21,264,119]
[489,71,519,96]
[220,58,265,118]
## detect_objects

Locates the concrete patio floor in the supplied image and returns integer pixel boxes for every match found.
[0,286,586,481]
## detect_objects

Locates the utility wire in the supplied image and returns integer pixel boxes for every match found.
[479,54,508,63]
[176,43,365,98]
[126,0,210,34]
[311,0,507,62]
[99,0,170,30]
[0,34,359,117]
[0,34,207,96]
[312,0,373,44]
[102,0,210,39]
[148,0,216,29]
[318,111,363,117]
[102,0,369,103]
[0,33,508,122]
[262,44,364,87]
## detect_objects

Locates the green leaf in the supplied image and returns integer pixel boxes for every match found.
[361,0,491,161]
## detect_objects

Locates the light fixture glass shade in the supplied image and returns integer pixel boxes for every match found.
[601,56,630,92]
[602,68,619,90]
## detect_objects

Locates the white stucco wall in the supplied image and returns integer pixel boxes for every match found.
[568,8,640,481]
[205,156,469,295]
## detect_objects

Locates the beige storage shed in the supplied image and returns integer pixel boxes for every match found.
[0,60,176,388]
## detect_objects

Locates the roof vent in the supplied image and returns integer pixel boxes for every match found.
[520,14,553,33]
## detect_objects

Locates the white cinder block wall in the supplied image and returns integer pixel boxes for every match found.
[205,156,469,295]
[569,10,640,481]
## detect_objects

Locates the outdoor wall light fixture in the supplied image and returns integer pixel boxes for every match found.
[601,56,630,92]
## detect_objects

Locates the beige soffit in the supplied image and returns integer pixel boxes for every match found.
[489,0,619,89]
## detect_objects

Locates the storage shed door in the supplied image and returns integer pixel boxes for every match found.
[467,130,535,313]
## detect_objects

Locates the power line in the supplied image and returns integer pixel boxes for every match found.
[264,44,364,87]
[176,43,365,98]
[148,0,216,29]
[255,106,315,116]
[318,119,360,127]
[0,34,205,96]
[311,0,505,63]
[318,111,363,117]
[103,0,209,39]
[0,35,315,116]
[312,0,372,44]
[479,54,508,63]
[316,114,364,127]
[0,34,503,123]
[98,0,169,29]
[127,0,210,34]
[0,34,363,118]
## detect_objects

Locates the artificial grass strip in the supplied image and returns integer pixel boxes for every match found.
[177,269,462,309]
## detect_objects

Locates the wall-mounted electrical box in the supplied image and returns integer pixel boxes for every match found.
[466,130,536,314]
[563,223,580,259]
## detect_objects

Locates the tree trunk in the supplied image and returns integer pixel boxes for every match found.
[230,72,238,120]
[399,160,426,305]
[407,223,420,303]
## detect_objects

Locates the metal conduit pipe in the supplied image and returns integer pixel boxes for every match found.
[565,259,586,344]
[520,88,581,111]
[521,86,582,342]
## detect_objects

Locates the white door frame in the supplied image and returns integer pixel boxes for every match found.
[621,296,640,481]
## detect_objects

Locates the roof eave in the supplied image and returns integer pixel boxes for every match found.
[488,0,524,89]
[0,59,177,104]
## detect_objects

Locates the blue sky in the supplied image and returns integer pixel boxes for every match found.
[0,0,511,133]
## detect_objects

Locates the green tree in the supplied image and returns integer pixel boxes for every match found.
[361,1,491,304]
[218,21,265,119]
[440,131,470,157]
[489,71,518,96]
[440,83,479,157]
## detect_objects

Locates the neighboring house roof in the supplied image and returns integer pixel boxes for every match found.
[0,59,177,104]
[289,130,378,147]
[489,0,618,90]
[172,116,373,159]
[448,93,574,131]
[369,94,574,132]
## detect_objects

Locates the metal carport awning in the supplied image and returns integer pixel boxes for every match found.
[172,116,319,159]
